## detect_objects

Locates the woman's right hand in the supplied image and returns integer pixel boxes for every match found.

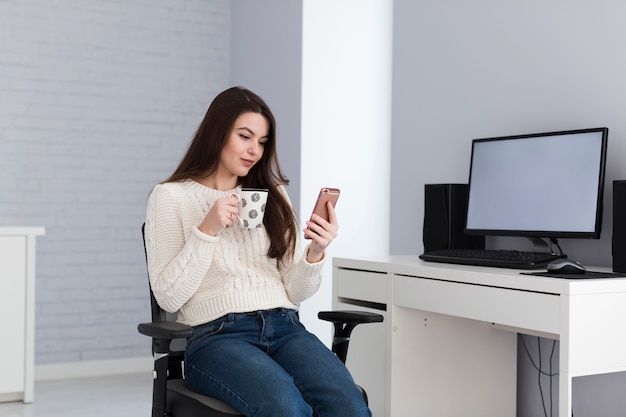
[304,201,339,263]
[198,195,239,236]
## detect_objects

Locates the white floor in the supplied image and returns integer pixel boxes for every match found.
[0,372,152,417]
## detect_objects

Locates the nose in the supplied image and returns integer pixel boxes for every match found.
[248,141,263,155]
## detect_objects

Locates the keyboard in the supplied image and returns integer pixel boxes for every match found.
[419,248,566,269]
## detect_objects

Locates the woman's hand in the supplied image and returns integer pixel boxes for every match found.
[304,201,339,263]
[198,195,239,236]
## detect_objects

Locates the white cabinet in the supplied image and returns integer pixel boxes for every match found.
[0,227,44,403]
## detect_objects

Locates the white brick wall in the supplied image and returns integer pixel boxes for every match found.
[0,0,230,365]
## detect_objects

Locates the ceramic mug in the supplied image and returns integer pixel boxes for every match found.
[231,188,268,228]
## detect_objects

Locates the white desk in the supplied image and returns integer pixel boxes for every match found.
[0,227,45,403]
[332,255,626,417]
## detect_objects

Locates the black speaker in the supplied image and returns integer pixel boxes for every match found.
[423,184,485,252]
[613,180,626,273]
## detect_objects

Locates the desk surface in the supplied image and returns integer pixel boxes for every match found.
[334,255,626,295]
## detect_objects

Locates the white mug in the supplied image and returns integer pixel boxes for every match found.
[231,188,268,228]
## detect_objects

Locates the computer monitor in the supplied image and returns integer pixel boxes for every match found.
[465,127,608,240]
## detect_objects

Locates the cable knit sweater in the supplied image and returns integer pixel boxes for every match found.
[144,180,324,326]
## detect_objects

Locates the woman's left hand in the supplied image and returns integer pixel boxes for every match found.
[304,201,339,263]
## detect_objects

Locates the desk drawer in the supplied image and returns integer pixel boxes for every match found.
[336,268,387,304]
[394,274,560,335]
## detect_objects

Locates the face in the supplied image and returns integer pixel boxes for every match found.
[218,112,269,180]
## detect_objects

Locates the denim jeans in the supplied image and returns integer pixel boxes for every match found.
[184,308,372,417]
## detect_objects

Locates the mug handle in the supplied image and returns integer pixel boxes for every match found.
[230,193,244,226]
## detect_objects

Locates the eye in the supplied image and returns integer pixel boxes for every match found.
[239,134,250,140]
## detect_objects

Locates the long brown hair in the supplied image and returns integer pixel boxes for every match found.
[164,87,297,262]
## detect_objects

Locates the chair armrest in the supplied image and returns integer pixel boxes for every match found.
[137,321,195,340]
[138,321,194,417]
[318,310,384,325]
[317,310,384,364]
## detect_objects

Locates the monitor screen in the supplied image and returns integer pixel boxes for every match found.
[465,127,608,239]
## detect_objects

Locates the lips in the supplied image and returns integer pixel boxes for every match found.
[241,159,255,168]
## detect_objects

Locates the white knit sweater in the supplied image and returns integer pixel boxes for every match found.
[144,180,324,326]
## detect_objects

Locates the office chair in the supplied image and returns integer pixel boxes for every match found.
[137,224,383,417]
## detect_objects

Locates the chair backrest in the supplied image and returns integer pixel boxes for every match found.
[142,223,188,360]
[142,224,183,340]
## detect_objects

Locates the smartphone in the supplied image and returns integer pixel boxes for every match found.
[310,187,340,222]
[306,187,340,239]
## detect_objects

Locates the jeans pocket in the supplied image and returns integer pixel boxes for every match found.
[187,317,229,351]
[285,309,305,330]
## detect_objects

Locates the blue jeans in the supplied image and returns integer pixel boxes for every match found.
[184,308,372,417]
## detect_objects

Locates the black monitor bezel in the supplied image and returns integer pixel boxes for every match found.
[464,127,608,240]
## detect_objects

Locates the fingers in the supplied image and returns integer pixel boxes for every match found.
[326,200,338,224]
[305,201,339,244]
[305,218,337,239]
[222,197,240,228]
[203,196,240,232]
[224,195,240,228]
[308,202,338,231]
[223,211,235,229]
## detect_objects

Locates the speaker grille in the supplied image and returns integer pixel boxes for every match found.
[423,184,485,252]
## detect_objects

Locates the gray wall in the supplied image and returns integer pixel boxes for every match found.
[230,0,303,212]
[391,0,626,415]
[1,0,299,368]
[0,0,231,364]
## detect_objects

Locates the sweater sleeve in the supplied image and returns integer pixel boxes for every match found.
[144,184,218,313]
[280,244,325,305]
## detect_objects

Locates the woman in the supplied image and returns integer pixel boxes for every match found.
[144,87,371,417]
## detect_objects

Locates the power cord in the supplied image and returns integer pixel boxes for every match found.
[550,237,564,256]
[519,334,558,417]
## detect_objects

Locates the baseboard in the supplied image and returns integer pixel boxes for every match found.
[35,356,153,381]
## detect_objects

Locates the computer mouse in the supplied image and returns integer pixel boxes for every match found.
[546,259,586,274]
